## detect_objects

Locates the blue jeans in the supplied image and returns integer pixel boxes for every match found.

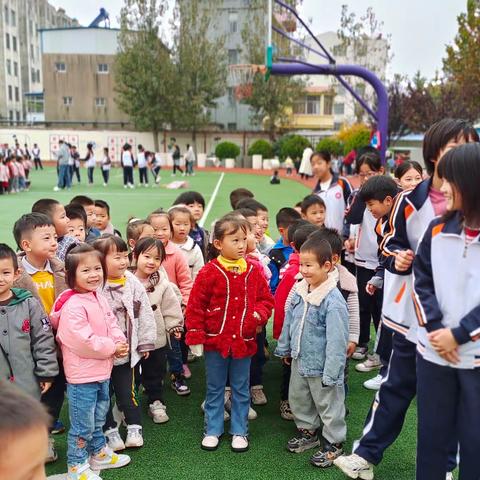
[204,351,251,436]
[166,336,184,375]
[67,381,110,467]
[58,164,71,189]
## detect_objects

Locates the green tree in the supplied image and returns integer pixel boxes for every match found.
[280,135,310,160]
[443,0,480,119]
[316,137,344,156]
[114,0,174,150]
[240,0,305,141]
[248,139,274,158]
[172,0,227,147]
[215,141,241,160]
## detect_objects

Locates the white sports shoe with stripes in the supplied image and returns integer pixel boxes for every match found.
[334,453,374,479]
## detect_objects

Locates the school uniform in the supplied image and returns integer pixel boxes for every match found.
[413,213,480,480]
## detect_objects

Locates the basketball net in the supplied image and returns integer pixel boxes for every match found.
[228,64,267,100]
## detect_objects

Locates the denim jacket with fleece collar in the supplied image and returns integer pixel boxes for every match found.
[275,272,349,385]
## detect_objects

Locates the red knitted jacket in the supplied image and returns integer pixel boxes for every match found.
[185,258,274,359]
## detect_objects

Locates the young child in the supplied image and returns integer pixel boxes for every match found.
[101,147,111,186]
[394,160,423,190]
[311,150,352,234]
[65,203,87,243]
[70,195,101,242]
[0,381,52,480]
[270,170,281,185]
[169,206,204,280]
[93,235,156,450]
[32,198,78,262]
[147,209,193,391]
[94,200,122,237]
[284,156,294,176]
[334,118,479,480]
[132,237,184,424]
[50,244,131,479]
[229,187,254,209]
[173,191,209,260]
[275,237,349,468]
[186,214,274,452]
[301,195,327,227]
[0,243,58,399]
[268,207,302,293]
[126,218,155,252]
[413,143,480,480]
[121,144,135,189]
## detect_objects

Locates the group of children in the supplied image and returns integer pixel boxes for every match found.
[0,151,32,194]
[2,117,480,480]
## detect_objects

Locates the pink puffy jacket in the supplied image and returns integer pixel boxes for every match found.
[50,290,126,384]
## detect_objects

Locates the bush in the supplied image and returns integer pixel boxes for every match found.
[337,124,371,155]
[215,141,241,160]
[316,137,344,156]
[248,139,273,158]
[279,135,311,160]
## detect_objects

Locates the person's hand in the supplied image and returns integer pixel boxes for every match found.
[190,344,204,357]
[366,283,377,296]
[344,238,355,253]
[170,327,183,339]
[115,342,129,358]
[256,325,263,334]
[394,249,414,272]
[39,382,52,394]
[428,328,459,364]
[439,349,460,364]
[346,342,357,358]
[282,356,292,366]
[142,352,150,360]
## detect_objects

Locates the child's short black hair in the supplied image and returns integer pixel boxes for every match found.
[31,198,60,219]
[356,149,382,174]
[423,118,479,175]
[230,188,254,209]
[360,175,398,203]
[394,160,423,180]
[93,234,128,257]
[293,224,319,252]
[94,199,110,217]
[276,207,302,229]
[236,198,268,214]
[300,238,332,265]
[300,195,326,214]
[309,227,343,257]
[311,150,331,163]
[287,219,309,244]
[65,204,87,227]
[235,207,257,220]
[65,244,106,289]
[0,243,18,270]
[173,191,206,209]
[13,213,54,249]
[70,195,95,207]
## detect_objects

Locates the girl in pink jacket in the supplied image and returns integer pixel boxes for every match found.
[50,244,130,480]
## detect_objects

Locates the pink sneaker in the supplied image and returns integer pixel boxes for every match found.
[183,364,192,379]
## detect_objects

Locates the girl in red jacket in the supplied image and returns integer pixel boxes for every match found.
[186,214,274,453]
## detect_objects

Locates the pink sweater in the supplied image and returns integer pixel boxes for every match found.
[162,241,193,305]
[50,290,126,384]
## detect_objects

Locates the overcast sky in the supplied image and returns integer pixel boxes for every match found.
[50,0,466,79]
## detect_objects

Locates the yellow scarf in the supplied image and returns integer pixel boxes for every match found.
[217,255,247,274]
[107,276,127,287]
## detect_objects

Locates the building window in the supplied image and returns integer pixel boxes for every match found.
[55,62,66,72]
[16,111,20,122]
[15,87,19,102]
[9,111,13,122]
[6,33,10,49]
[293,100,306,114]
[336,85,346,96]
[355,82,366,96]
[30,44,34,60]
[229,12,238,34]
[306,95,320,115]
[13,62,18,77]
[8,85,12,101]
[228,49,238,65]
[31,68,36,83]
[227,122,237,131]
[12,36,17,51]
[63,96,73,106]
[29,19,33,35]
[333,102,345,115]
[11,9,15,27]
[334,121,343,131]
[95,97,106,107]
[227,87,235,106]
[97,63,109,73]
[36,69,40,82]
[6,60,11,75]
[4,6,8,24]
[323,96,333,115]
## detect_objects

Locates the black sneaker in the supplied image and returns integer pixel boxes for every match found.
[51,419,65,435]
[310,442,344,468]
[287,429,320,453]
[170,373,191,396]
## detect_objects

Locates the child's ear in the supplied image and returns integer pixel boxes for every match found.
[324,260,333,273]
[213,238,222,251]
[13,268,20,282]
[301,213,307,220]
[332,254,340,265]
[289,241,295,249]
[278,227,285,236]
[128,239,135,249]
[20,239,31,253]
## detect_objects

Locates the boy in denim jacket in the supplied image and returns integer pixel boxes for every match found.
[275,237,349,469]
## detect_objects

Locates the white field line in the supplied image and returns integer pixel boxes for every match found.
[199,172,225,228]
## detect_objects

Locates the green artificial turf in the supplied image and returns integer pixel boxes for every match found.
[0,167,417,479]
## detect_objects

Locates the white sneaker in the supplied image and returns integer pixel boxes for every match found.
[248,406,258,420]
[446,473,454,480]
[129,183,135,189]
[149,400,169,424]
[363,374,383,391]
[352,346,368,361]
[103,183,107,187]
[334,453,374,480]
[356,354,382,372]
[251,385,267,405]
[67,461,102,480]
[144,184,149,187]
[231,435,249,453]
[200,400,230,421]
[201,435,219,451]
[89,446,130,471]
[104,427,125,451]
[125,424,143,448]
[124,185,127,189]
[155,177,161,184]
[53,186,60,192]
[46,436,58,463]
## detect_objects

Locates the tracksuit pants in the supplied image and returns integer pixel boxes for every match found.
[417,355,480,480]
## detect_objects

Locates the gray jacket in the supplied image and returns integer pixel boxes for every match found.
[57,143,70,166]
[0,288,58,399]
